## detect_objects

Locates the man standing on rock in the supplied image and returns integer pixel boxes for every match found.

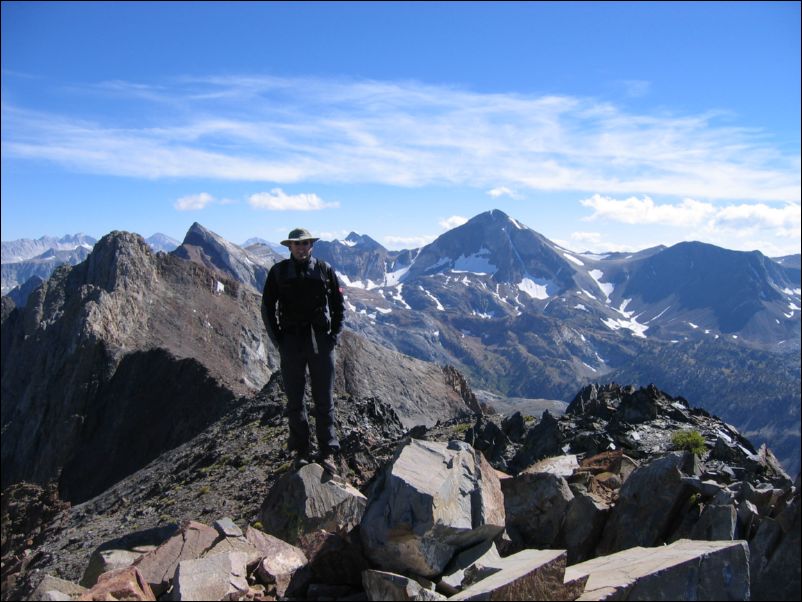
[261,228,345,475]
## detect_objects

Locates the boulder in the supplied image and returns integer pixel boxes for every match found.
[449,549,585,601]
[502,471,574,551]
[439,540,505,594]
[565,539,750,601]
[559,493,610,564]
[132,520,220,596]
[527,454,580,477]
[29,575,88,601]
[510,411,565,472]
[360,439,505,577]
[298,529,370,588]
[80,524,178,587]
[169,551,250,601]
[77,566,155,601]
[597,453,691,554]
[260,463,366,545]
[363,570,447,601]
[246,526,309,598]
[750,486,800,601]
[689,504,736,541]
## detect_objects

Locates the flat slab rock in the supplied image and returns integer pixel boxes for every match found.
[565,539,750,601]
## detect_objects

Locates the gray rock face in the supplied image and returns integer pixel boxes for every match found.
[360,439,505,578]
[502,471,574,551]
[173,222,282,293]
[449,549,579,601]
[363,570,447,601]
[559,493,610,564]
[336,332,476,429]
[170,551,250,601]
[566,539,750,601]
[597,453,691,555]
[750,479,801,601]
[132,520,220,596]
[260,463,367,545]
[1,231,276,501]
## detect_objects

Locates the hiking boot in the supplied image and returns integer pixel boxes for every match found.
[319,453,339,476]
[292,452,311,471]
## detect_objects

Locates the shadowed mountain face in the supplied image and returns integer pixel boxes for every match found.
[620,241,794,333]
[1,231,475,503]
[1,232,275,502]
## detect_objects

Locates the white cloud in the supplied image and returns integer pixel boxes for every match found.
[3,75,800,203]
[487,187,520,199]
[580,194,801,234]
[577,194,802,254]
[580,194,716,226]
[248,188,339,211]
[174,192,214,211]
[713,202,800,230]
[439,215,468,230]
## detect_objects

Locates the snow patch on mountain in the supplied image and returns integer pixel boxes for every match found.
[339,274,382,290]
[517,276,556,300]
[452,249,497,275]
[602,298,649,338]
[589,269,614,301]
[562,252,585,267]
[390,284,411,309]
[420,286,445,311]
[384,264,410,286]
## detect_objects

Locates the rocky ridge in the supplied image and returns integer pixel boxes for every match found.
[1,231,473,506]
[1,381,798,601]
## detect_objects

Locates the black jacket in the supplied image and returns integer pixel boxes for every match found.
[261,256,345,347]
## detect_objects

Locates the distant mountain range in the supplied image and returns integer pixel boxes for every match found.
[1,210,800,475]
[1,233,179,296]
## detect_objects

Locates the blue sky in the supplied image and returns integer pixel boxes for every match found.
[2,1,800,255]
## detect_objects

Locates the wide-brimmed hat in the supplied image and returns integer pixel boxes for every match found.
[281,227,320,247]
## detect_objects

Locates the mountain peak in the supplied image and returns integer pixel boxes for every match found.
[84,231,156,293]
[464,209,531,232]
[341,232,382,249]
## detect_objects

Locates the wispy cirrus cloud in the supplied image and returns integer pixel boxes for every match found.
[3,74,800,203]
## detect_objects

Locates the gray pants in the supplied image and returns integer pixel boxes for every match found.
[279,329,339,456]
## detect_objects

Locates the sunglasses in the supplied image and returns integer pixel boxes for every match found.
[291,240,312,246]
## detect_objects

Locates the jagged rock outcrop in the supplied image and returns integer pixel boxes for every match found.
[1,231,275,503]
[172,222,281,293]
[1,229,479,507]
[360,439,505,578]
[336,332,476,429]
